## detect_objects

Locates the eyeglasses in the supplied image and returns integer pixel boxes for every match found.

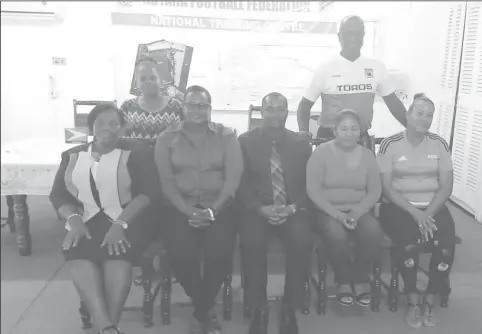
[263,106,288,114]
[184,102,211,112]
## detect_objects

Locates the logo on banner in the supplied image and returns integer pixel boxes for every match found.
[364,68,374,78]
[65,127,89,143]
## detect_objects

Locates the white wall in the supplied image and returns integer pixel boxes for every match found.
[1,2,341,142]
[0,1,457,143]
[377,2,457,129]
[1,2,114,143]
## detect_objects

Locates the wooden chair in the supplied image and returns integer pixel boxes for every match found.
[72,99,117,132]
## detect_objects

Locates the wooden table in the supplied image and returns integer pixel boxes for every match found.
[1,138,76,256]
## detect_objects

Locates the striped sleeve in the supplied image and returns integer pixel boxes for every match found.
[376,132,403,173]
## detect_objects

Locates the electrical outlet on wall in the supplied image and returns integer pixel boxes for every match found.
[52,57,66,66]
[49,75,58,99]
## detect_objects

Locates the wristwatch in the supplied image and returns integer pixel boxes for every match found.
[113,219,128,229]
[288,204,297,215]
[207,208,216,221]
[65,213,82,231]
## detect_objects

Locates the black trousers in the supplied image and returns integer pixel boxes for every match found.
[379,203,456,294]
[162,206,237,322]
[239,210,313,310]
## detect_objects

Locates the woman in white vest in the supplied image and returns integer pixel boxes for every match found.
[50,104,159,334]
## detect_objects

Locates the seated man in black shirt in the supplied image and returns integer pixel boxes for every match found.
[238,92,313,334]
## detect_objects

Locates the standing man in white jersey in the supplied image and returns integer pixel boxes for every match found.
[297,15,407,144]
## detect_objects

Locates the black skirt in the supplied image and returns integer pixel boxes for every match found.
[62,209,161,265]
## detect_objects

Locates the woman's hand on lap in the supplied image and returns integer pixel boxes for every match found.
[333,211,354,230]
[411,209,436,241]
[101,224,131,255]
[346,210,362,227]
[62,216,91,251]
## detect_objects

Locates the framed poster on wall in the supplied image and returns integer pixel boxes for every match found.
[129,40,193,99]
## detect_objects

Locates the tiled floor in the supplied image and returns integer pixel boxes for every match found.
[2,196,481,334]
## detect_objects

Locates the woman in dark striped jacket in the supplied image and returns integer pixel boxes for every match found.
[49,104,159,334]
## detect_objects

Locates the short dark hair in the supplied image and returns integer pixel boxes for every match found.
[87,103,125,132]
[409,93,435,113]
[333,109,361,129]
[261,92,288,109]
[184,85,212,104]
[339,15,364,32]
[135,56,158,68]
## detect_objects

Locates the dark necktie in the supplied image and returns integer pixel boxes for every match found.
[270,142,286,206]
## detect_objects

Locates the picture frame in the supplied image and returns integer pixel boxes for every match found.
[129,40,194,99]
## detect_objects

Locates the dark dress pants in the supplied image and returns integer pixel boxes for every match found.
[240,209,313,310]
[162,206,237,322]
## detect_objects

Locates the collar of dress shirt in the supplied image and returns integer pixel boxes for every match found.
[170,121,218,135]
[259,126,288,144]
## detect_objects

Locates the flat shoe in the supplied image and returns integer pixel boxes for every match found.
[355,292,371,307]
[337,292,355,306]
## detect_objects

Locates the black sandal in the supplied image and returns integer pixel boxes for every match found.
[355,292,371,307]
[100,325,123,334]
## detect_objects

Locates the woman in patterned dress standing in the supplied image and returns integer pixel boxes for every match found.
[120,56,183,144]
[119,56,183,276]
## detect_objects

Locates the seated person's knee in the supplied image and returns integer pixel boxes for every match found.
[240,236,266,254]
[436,248,451,272]
[322,223,348,243]
[360,225,384,245]
[288,227,313,248]
[321,218,348,238]
[403,244,417,268]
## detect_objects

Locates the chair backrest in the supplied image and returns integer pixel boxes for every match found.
[248,105,263,130]
[373,137,384,155]
[72,100,117,134]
